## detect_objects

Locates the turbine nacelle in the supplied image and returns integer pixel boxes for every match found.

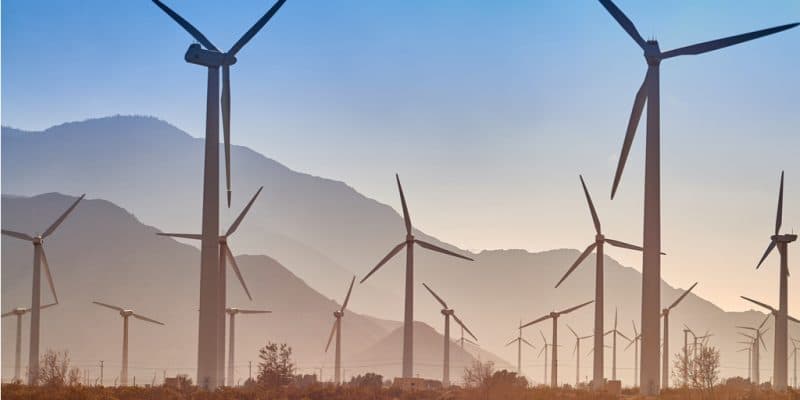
[595,233,605,243]
[32,236,43,245]
[120,310,135,317]
[333,310,344,318]
[643,40,661,65]
[184,44,237,68]
[772,234,798,244]
[441,309,454,316]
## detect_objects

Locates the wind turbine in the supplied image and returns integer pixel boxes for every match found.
[567,325,592,387]
[660,282,697,388]
[1,304,57,382]
[158,186,262,386]
[556,175,643,389]
[360,174,474,378]
[151,0,288,387]
[325,276,355,385]
[2,194,84,384]
[604,309,631,381]
[92,301,164,386]
[791,339,798,388]
[422,283,477,387]
[505,321,535,376]
[738,314,770,384]
[736,343,752,382]
[625,321,641,388]
[682,324,696,386]
[537,330,552,386]
[227,307,271,386]
[754,172,797,390]
[596,0,798,393]
[522,300,593,387]
[459,325,478,349]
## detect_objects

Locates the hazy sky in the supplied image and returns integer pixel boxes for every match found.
[2,0,799,312]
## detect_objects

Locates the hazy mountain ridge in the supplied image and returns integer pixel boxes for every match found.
[2,116,796,385]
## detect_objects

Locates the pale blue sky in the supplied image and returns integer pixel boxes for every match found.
[2,0,799,311]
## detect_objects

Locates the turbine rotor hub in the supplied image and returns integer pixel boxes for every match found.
[334,311,343,318]
[441,309,454,316]
[596,233,605,243]
[32,236,43,245]
[184,43,237,68]
[643,40,661,66]
[121,310,134,317]
[218,236,227,244]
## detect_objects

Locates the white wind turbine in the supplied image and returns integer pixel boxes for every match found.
[92,301,164,386]
[422,283,477,387]
[624,321,641,388]
[151,0,288,387]
[325,276,355,386]
[360,174,474,378]
[738,314,770,385]
[754,171,796,390]
[556,175,643,389]
[660,282,697,388]
[604,309,631,382]
[567,325,592,387]
[522,300,593,387]
[596,0,798,393]
[2,194,84,384]
[736,342,752,382]
[506,320,535,376]
[158,186,262,386]
[1,303,57,382]
[227,307,271,386]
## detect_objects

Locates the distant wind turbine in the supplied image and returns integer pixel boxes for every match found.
[360,174,474,378]
[422,283,477,387]
[754,171,796,391]
[151,0,288,386]
[1,304,57,382]
[506,320,535,376]
[567,325,592,387]
[227,307,271,386]
[325,276,355,385]
[738,313,771,384]
[791,339,798,388]
[158,186,262,386]
[556,175,643,389]
[604,309,631,381]
[92,301,164,386]
[522,300,593,387]
[2,194,84,384]
[596,0,798,393]
[736,344,752,381]
[660,282,697,388]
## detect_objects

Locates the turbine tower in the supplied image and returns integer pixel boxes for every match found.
[791,339,798,388]
[506,321,535,376]
[754,171,796,390]
[661,282,697,388]
[360,174,474,378]
[736,344,752,382]
[151,0,288,387]
[325,276,355,385]
[624,321,641,387]
[604,309,631,382]
[92,301,164,386]
[556,175,643,389]
[567,325,592,387]
[595,0,798,393]
[158,186,262,385]
[2,194,84,384]
[1,304,57,382]
[227,307,270,386]
[522,300,593,387]
[422,283,477,387]
[536,330,552,386]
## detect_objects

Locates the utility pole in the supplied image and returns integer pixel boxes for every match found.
[100,361,104,387]
[249,361,252,382]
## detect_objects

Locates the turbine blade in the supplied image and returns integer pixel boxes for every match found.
[228,0,288,56]
[222,65,232,208]
[133,313,165,326]
[538,346,546,358]
[464,338,478,346]
[605,238,644,252]
[573,342,577,356]
[42,194,85,238]
[157,232,203,240]
[452,313,477,341]
[360,241,406,283]
[521,338,536,349]
[738,332,755,340]
[560,300,594,315]
[151,0,219,51]
[92,301,124,312]
[1,229,33,241]
[632,320,638,336]
[415,240,473,261]
[737,326,757,331]
[555,242,597,288]
[341,276,356,312]
[324,319,338,353]
[237,309,272,314]
[668,282,698,310]
[616,330,631,341]
[611,70,649,199]
[422,283,448,309]
[740,296,776,313]
[39,247,58,304]
[614,308,618,330]
[660,23,800,59]
[225,187,263,237]
[760,334,768,351]
[597,0,646,49]
[567,324,578,338]
[756,241,777,269]
[776,171,784,235]
[759,314,771,330]
[226,246,253,301]
[624,339,635,351]
[505,338,518,347]
[539,330,547,344]
[521,314,552,329]
[395,174,412,235]
[579,175,602,234]
[789,315,800,324]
